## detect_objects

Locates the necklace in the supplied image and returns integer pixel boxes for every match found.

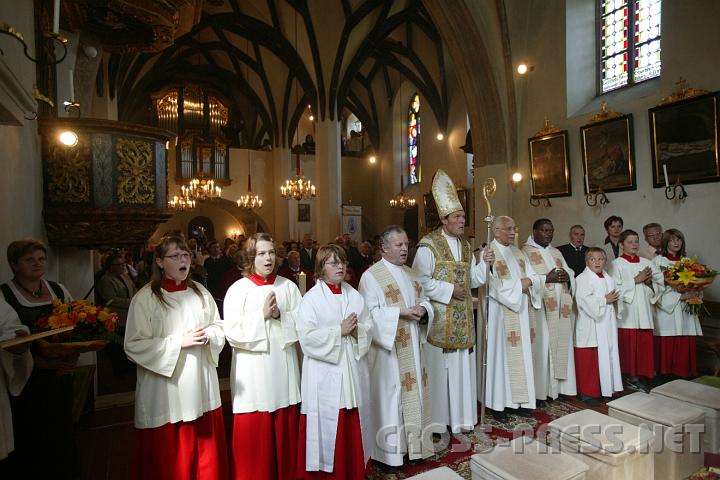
[13,279,43,298]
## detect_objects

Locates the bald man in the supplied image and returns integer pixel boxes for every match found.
[481,216,541,423]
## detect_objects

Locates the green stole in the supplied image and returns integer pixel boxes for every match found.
[367,261,433,460]
[417,228,474,350]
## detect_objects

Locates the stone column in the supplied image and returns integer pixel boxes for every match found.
[270,146,291,242]
[314,119,342,243]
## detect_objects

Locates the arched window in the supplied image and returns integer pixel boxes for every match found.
[408,93,421,184]
[600,0,661,93]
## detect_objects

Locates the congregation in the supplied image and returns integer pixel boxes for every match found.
[0,171,706,480]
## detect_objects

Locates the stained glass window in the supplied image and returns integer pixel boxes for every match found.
[408,93,420,184]
[600,0,661,93]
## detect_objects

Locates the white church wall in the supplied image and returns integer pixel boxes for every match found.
[508,0,720,300]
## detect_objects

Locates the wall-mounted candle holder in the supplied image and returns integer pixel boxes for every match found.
[585,188,609,207]
[0,25,68,65]
[529,194,551,207]
[665,178,688,201]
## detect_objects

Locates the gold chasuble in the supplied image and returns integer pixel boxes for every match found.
[490,242,533,405]
[417,228,474,350]
[522,245,574,380]
[367,261,433,460]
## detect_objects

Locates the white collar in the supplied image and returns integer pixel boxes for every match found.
[493,239,511,252]
[526,235,551,250]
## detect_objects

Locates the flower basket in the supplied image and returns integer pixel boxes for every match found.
[661,257,718,316]
[34,299,123,349]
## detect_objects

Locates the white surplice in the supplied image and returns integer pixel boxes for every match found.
[297,282,373,473]
[608,256,661,329]
[652,256,703,337]
[575,268,623,397]
[0,298,32,460]
[223,276,302,413]
[359,259,434,466]
[524,236,577,399]
[412,230,486,432]
[124,283,225,429]
[482,239,541,411]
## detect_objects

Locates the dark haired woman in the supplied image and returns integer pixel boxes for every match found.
[296,244,372,480]
[0,239,77,478]
[124,235,228,480]
[652,229,702,378]
[223,233,302,480]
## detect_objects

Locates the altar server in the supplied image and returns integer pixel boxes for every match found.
[224,233,302,480]
[608,229,662,390]
[297,244,373,480]
[125,235,228,480]
[574,248,623,403]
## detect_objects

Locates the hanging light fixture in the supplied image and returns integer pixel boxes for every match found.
[281,152,317,201]
[389,173,416,209]
[168,195,196,211]
[237,151,263,209]
[180,174,222,202]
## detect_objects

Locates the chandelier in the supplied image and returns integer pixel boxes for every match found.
[237,175,263,209]
[389,174,416,209]
[281,152,317,201]
[181,175,222,202]
[168,195,196,211]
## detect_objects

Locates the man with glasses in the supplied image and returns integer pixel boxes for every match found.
[412,170,493,434]
[640,222,663,260]
[483,216,541,423]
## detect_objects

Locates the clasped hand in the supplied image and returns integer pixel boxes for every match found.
[546,268,568,283]
[634,266,653,285]
[182,327,209,348]
[263,292,281,320]
[400,305,426,321]
[341,313,358,338]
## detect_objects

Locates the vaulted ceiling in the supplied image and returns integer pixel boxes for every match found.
[101,0,450,150]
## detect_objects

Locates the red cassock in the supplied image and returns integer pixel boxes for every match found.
[574,347,601,398]
[231,404,300,480]
[654,336,697,378]
[296,408,369,480]
[617,328,655,378]
[131,407,228,480]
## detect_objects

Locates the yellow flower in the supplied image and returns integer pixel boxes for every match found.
[677,269,697,286]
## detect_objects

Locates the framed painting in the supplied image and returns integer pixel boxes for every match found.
[528,130,571,197]
[422,188,472,235]
[580,114,635,193]
[298,203,311,222]
[649,91,719,187]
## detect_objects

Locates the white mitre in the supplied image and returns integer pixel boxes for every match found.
[431,169,463,218]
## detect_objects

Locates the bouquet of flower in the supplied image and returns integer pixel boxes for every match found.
[661,257,718,316]
[35,299,123,350]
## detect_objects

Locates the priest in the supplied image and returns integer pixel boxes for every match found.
[522,218,577,403]
[412,170,492,434]
[483,216,541,422]
[359,225,434,467]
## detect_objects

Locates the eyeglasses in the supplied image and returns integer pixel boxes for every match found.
[164,253,191,261]
[325,261,348,268]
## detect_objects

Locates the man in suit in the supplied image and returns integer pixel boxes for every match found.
[557,225,590,277]
[204,240,233,301]
[299,233,317,271]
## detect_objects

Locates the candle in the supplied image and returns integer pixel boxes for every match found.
[584,174,590,193]
[53,0,60,34]
[68,69,74,102]
[298,271,307,296]
[662,164,669,187]
[514,226,519,248]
